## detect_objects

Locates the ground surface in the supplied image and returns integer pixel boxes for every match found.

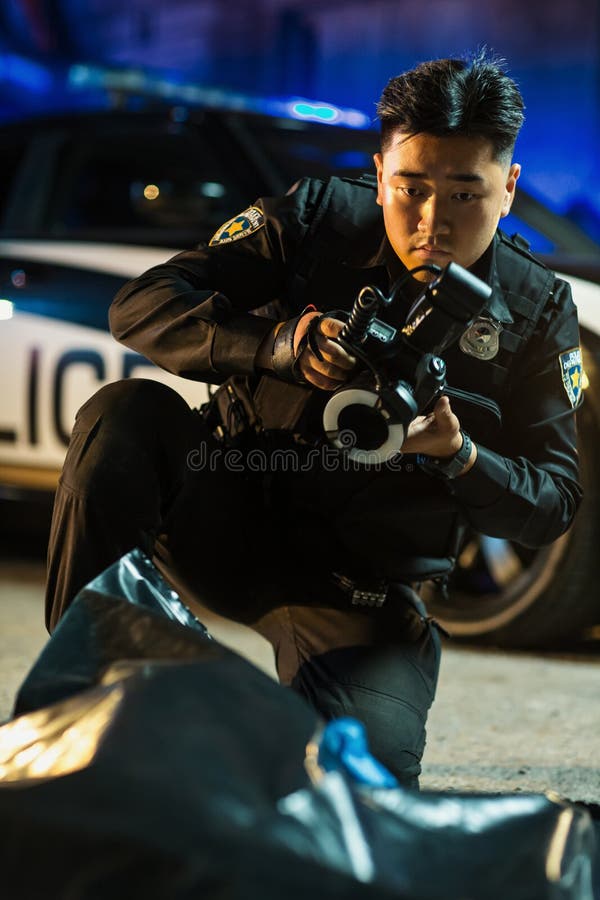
[2,556,599,806]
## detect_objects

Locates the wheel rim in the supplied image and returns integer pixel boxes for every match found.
[424,531,570,635]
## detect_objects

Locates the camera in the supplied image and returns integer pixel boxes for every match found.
[323,262,493,464]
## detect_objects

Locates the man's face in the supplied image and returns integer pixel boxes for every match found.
[374,131,521,282]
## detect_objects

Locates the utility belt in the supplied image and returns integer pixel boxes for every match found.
[330,555,454,608]
[328,567,450,640]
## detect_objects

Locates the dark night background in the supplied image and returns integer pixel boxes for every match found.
[0,0,599,237]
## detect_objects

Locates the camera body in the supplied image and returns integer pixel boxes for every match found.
[323,261,493,464]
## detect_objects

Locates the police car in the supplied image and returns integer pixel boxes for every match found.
[2,100,600,648]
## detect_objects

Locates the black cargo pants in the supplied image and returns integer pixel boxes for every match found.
[46,379,441,788]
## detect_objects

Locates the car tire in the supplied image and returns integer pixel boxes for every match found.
[423,341,600,649]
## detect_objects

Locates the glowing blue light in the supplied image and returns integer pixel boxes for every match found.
[0,54,52,93]
[64,64,372,130]
[287,98,370,128]
[332,150,373,169]
[290,101,340,123]
[68,64,92,88]
[200,182,226,198]
[345,110,372,129]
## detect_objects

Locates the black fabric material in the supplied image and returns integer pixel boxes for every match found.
[2,581,597,900]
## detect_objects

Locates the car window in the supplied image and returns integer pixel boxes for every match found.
[241,117,379,183]
[45,128,247,241]
[0,136,29,223]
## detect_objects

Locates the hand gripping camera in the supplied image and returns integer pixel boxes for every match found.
[322,262,493,465]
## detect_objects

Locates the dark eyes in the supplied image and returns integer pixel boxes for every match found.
[397,187,477,202]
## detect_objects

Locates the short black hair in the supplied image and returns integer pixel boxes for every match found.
[377,51,525,163]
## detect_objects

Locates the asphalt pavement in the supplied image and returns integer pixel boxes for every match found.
[1,555,599,805]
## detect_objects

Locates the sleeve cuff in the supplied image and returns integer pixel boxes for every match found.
[450,444,510,507]
[211,314,278,377]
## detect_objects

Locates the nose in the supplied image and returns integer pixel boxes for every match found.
[417,195,450,239]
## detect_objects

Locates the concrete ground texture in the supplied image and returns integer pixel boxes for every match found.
[1,557,599,805]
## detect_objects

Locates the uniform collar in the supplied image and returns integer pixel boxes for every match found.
[480,234,514,324]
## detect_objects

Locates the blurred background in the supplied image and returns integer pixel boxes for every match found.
[1,0,599,237]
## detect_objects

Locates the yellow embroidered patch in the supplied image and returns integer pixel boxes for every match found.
[209,206,265,246]
[559,346,583,408]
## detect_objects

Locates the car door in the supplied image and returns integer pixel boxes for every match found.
[0,111,258,491]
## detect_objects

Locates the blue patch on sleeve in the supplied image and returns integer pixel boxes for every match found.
[559,347,583,408]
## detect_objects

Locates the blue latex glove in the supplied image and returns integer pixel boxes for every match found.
[318,717,399,789]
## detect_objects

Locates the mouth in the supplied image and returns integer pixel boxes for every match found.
[414,245,452,256]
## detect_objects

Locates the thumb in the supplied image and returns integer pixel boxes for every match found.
[435,395,452,415]
[292,310,321,355]
[434,395,459,433]
[319,317,345,339]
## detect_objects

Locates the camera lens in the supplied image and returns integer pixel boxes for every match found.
[337,404,389,451]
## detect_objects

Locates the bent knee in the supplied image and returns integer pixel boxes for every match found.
[73,379,190,431]
[62,379,193,497]
[292,675,428,787]
[338,690,426,785]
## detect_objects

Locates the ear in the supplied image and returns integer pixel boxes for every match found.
[373,153,384,206]
[500,163,521,218]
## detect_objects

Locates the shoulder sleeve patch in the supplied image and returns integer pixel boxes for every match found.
[209,206,265,246]
[559,346,584,408]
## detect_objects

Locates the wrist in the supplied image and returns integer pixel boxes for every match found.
[270,306,320,383]
[255,323,282,373]
[417,431,476,480]
[456,439,477,476]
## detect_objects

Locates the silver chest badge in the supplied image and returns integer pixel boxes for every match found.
[459,317,502,360]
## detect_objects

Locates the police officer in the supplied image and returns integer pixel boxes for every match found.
[46,52,582,788]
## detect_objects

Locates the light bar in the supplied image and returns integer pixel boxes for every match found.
[67,63,371,130]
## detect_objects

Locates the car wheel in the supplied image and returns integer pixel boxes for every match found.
[423,344,600,648]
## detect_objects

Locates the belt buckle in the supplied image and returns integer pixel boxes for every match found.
[331,572,388,608]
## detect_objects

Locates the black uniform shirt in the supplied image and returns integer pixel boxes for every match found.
[110,176,583,575]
